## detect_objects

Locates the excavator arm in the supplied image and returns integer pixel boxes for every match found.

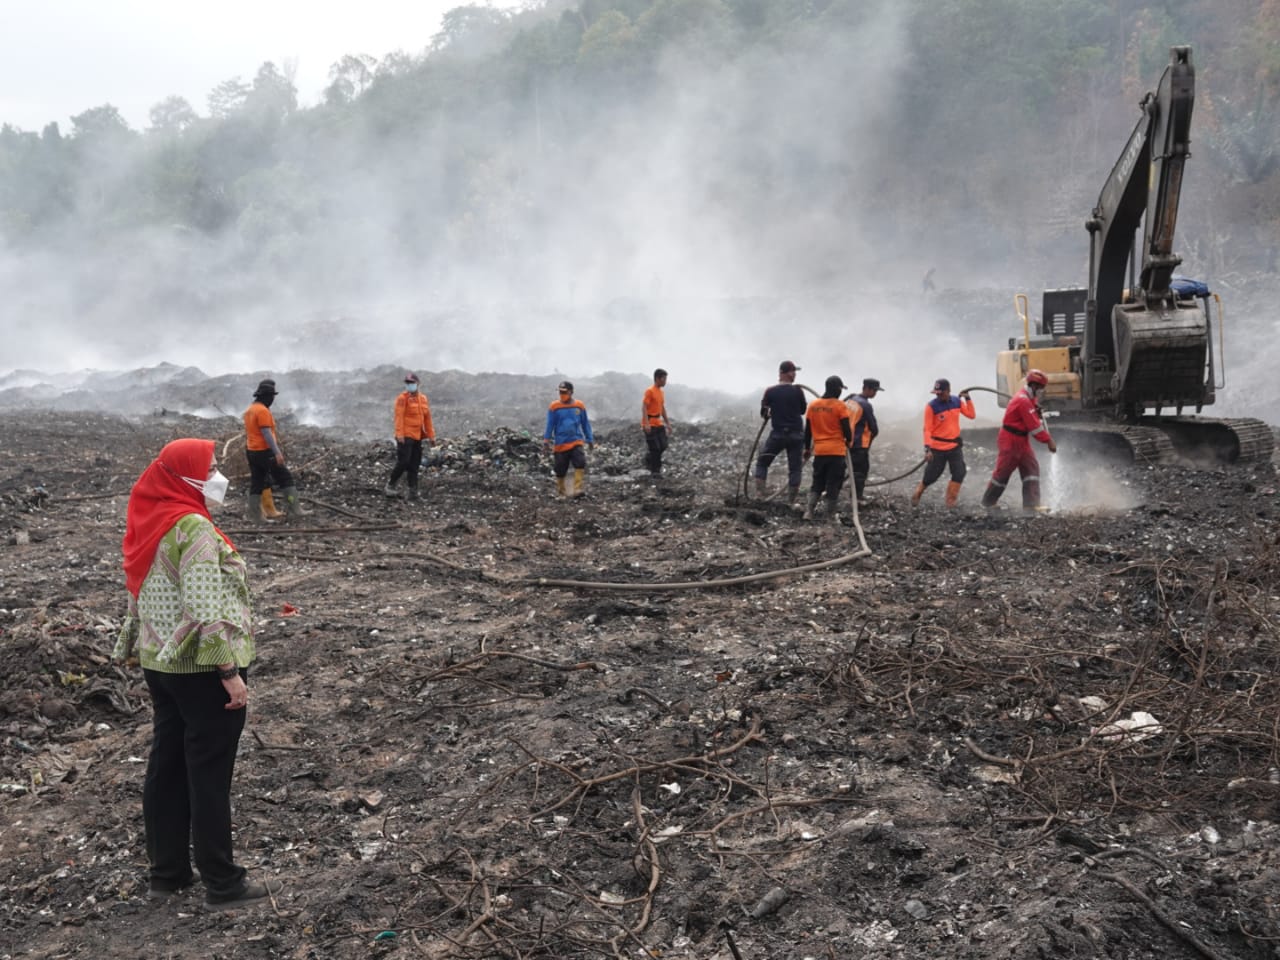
[1082,46,1208,418]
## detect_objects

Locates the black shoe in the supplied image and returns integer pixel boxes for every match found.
[148,872,199,898]
[207,878,283,910]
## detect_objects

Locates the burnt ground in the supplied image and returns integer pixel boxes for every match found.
[2,400,1280,960]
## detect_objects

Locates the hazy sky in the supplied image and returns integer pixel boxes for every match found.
[0,0,526,131]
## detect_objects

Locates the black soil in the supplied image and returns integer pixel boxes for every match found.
[2,393,1279,960]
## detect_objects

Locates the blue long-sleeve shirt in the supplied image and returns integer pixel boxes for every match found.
[544,399,593,451]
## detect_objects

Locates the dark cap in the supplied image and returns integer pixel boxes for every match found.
[863,378,884,391]
[825,375,846,393]
[932,378,951,393]
[557,380,573,393]
[253,378,277,397]
[404,372,420,384]
[779,360,800,374]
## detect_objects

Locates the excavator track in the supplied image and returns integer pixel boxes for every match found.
[1052,422,1176,464]
[1051,417,1275,465]
[1140,416,1276,464]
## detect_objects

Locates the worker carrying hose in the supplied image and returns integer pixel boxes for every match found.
[754,360,808,505]
[802,375,853,521]
[543,380,594,498]
[912,378,975,508]
[981,369,1057,511]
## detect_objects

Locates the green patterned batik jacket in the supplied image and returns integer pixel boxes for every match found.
[115,514,255,674]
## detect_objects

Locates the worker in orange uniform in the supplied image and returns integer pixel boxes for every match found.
[242,378,304,520]
[911,378,975,507]
[802,376,853,521]
[385,372,436,501]
[543,380,595,497]
[846,377,882,504]
[981,368,1056,511]
[641,368,672,478]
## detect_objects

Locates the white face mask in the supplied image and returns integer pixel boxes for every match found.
[405,382,418,393]
[183,469,230,505]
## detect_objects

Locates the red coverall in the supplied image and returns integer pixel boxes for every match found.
[981,388,1054,509]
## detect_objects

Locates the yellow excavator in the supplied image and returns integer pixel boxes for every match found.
[996,46,1274,463]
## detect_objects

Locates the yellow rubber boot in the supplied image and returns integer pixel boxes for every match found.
[555,476,567,497]
[945,481,962,507]
[572,468,585,498]
[260,489,285,520]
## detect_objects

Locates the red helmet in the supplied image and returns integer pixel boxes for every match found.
[1025,369,1049,387]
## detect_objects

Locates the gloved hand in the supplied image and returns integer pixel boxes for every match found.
[924,450,934,463]
[1047,439,1057,454]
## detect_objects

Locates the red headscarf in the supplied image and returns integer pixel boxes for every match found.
[121,438,235,597]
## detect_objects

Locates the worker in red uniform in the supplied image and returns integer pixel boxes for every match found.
[911,378,975,507]
[385,372,436,501]
[981,368,1057,511]
[802,376,853,521]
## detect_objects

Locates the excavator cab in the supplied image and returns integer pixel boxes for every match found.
[995,290,1083,408]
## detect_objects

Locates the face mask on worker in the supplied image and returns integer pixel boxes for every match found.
[184,470,230,505]
[405,382,418,393]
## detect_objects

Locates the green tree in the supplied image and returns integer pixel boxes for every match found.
[325,54,379,105]
[207,78,251,119]
[149,96,199,134]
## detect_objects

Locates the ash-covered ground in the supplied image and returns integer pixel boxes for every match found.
[2,369,1279,960]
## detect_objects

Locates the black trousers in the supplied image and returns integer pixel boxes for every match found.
[644,427,668,474]
[810,455,847,500]
[922,447,966,486]
[755,428,805,488]
[553,445,587,478]
[246,449,294,495]
[389,439,424,488]
[143,669,248,898]
[850,447,870,498]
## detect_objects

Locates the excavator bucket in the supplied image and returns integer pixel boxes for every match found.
[1112,300,1211,413]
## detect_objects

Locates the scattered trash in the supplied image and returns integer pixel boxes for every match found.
[749,886,789,919]
[1091,711,1163,742]
[903,899,929,920]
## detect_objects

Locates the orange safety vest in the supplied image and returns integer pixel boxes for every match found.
[922,396,974,451]
[806,398,851,456]
[243,402,276,452]
[394,392,435,441]
[642,385,666,428]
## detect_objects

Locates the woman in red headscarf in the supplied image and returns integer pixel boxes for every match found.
[115,438,280,909]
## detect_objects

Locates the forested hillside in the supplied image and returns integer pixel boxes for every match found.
[1,0,1277,392]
